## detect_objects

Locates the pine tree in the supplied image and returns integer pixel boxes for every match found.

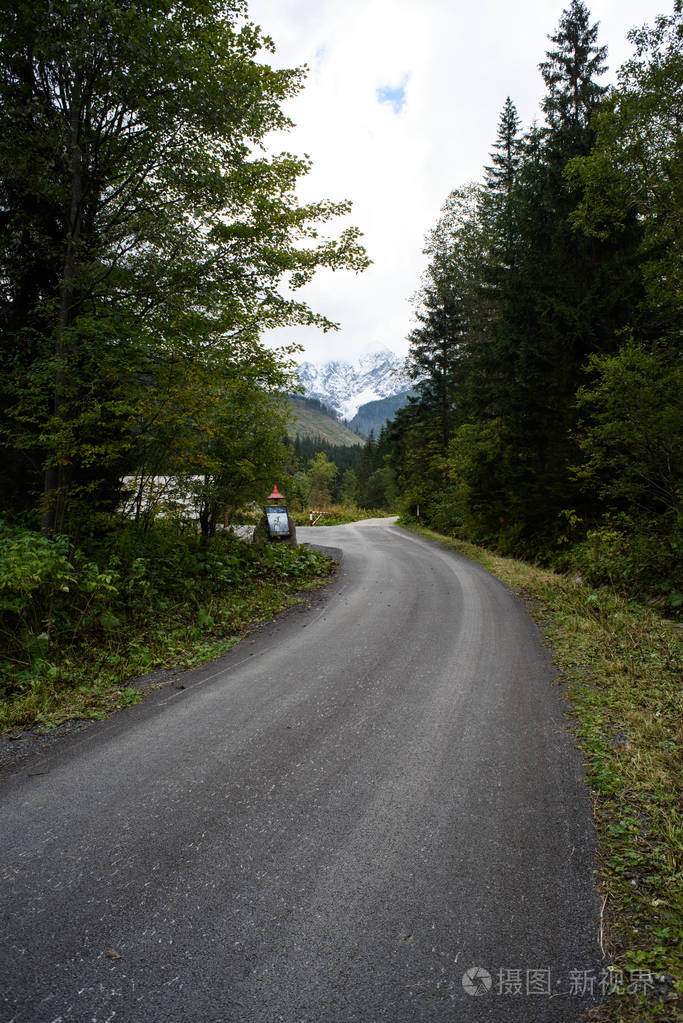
[407,188,484,455]
[483,97,522,261]
[389,2,650,553]
[540,0,608,147]
[486,1,642,544]
[567,3,683,327]
[408,280,464,452]
[457,2,638,547]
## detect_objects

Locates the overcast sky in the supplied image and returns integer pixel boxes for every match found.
[247,0,670,365]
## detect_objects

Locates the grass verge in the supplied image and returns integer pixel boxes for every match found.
[401,523,682,1023]
[1,541,335,733]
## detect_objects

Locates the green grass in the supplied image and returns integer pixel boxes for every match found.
[401,524,682,1023]
[290,503,393,526]
[287,397,363,446]
[1,534,335,733]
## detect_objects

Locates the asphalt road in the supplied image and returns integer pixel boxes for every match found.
[0,519,604,1022]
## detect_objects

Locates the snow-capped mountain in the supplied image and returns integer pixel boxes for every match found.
[296,349,411,421]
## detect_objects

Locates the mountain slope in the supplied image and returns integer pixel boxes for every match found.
[287,396,363,446]
[350,390,413,437]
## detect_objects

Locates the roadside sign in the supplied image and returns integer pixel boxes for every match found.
[265,505,291,537]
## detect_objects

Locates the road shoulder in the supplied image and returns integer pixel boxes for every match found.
[0,544,344,782]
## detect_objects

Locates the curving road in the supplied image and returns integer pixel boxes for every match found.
[0,519,603,1022]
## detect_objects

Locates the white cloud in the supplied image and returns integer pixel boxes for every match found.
[247,0,670,363]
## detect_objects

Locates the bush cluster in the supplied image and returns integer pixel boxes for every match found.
[0,520,329,701]
[563,518,682,613]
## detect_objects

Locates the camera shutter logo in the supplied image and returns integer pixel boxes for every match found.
[462,966,492,996]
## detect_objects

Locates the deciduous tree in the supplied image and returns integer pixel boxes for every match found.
[0,0,367,533]
[567,3,683,325]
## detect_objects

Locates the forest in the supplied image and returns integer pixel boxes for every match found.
[0,0,680,725]
[384,0,681,613]
[0,4,679,1010]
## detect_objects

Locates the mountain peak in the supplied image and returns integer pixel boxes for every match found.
[296,350,410,420]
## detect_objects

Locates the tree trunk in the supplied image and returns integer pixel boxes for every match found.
[41,85,83,535]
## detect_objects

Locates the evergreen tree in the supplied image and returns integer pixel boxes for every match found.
[407,188,483,455]
[539,0,608,146]
[567,2,683,328]
[391,2,643,550]
[482,97,522,264]
[485,97,522,195]
[474,0,641,544]
[387,0,678,603]
[354,426,396,509]
[356,430,377,501]
[408,280,463,452]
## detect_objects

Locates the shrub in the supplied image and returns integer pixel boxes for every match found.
[0,520,333,705]
[566,516,682,613]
